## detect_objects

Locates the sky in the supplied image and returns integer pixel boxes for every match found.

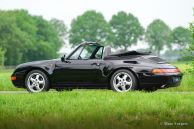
[0,0,193,28]
[0,0,193,53]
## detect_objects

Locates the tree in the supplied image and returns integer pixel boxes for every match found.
[188,11,194,72]
[145,19,172,56]
[0,10,64,65]
[189,18,194,51]
[0,47,5,67]
[172,26,192,50]
[50,18,68,39]
[69,10,112,46]
[31,16,63,60]
[0,10,28,65]
[109,11,144,50]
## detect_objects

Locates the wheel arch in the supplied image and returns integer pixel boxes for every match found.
[23,67,51,88]
[108,67,140,89]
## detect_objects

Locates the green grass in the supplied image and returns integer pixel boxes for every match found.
[0,69,22,91]
[0,91,194,129]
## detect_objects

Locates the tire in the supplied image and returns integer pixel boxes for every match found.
[55,88,72,92]
[110,69,138,92]
[25,70,50,93]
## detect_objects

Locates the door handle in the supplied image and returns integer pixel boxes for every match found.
[64,60,71,63]
[91,62,100,66]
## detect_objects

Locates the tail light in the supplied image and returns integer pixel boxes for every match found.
[152,68,180,74]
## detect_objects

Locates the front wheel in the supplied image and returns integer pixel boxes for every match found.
[110,69,138,92]
[25,70,50,93]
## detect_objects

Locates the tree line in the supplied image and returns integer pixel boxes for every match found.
[0,10,192,66]
[0,10,66,65]
[69,11,191,56]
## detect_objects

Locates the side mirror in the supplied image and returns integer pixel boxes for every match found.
[61,55,66,62]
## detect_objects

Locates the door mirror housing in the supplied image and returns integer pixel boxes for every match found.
[61,55,66,62]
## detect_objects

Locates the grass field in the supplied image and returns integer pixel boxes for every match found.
[0,62,194,129]
[0,91,194,129]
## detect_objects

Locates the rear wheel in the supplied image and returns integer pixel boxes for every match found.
[110,69,138,92]
[25,70,50,93]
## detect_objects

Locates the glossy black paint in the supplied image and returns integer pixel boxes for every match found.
[11,42,183,90]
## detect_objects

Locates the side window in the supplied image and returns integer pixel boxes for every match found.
[68,45,103,60]
[80,45,96,59]
[69,46,83,60]
[95,47,103,59]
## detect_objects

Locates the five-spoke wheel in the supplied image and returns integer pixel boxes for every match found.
[25,70,49,93]
[110,69,137,92]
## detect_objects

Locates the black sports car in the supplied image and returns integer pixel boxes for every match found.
[11,42,182,93]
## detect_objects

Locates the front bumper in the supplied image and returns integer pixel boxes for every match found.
[138,72,183,89]
[11,70,26,88]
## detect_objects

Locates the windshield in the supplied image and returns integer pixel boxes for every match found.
[68,44,103,60]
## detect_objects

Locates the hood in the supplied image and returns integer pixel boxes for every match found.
[16,59,59,68]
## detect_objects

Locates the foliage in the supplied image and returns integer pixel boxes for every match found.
[0,9,191,65]
[167,26,192,61]
[69,10,112,46]
[50,18,68,40]
[188,12,194,72]
[145,19,172,56]
[0,47,5,66]
[172,26,192,50]
[109,11,144,50]
[0,10,65,65]
[0,11,27,65]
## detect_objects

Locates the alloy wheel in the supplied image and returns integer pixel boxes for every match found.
[113,72,133,92]
[27,73,45,93]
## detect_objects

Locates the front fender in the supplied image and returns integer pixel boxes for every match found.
[12,64,55,88]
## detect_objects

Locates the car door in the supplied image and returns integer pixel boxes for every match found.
[53,44,106,87]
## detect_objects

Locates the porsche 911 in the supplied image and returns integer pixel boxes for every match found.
[11,42,182,93]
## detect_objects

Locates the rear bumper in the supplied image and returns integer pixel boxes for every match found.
[138,72,183,89]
